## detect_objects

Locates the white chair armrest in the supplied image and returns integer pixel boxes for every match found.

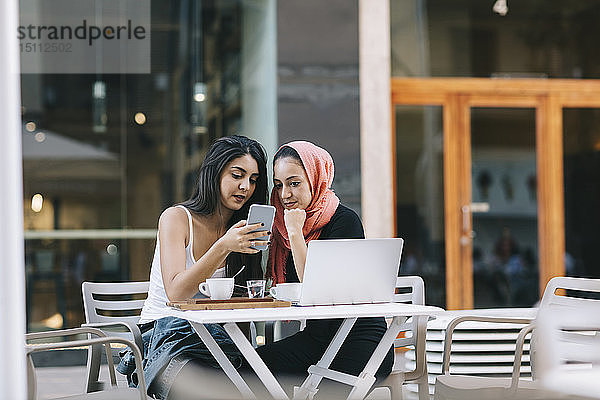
[83,321,143,354]
[26,328,147,400]
[27,326,107,341]
[403,315,429,382]
[27,327,117,387]
[509,323,536,393]
[442,316,534,374]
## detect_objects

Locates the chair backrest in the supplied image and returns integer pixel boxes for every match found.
[535,301,600,398]
[530,276,600,378]
[392,276,427,381]
[82,281,149,326]
[393,275,425,306]
[539,276,600,311]
[81,282,149,392]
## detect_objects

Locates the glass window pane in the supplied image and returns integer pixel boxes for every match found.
[391,0,600,78]
[395,106,445,307]
[563,108,600,279]
[20,0,276,331]
[471,108,539,308]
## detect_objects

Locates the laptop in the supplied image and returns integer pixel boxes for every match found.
[297,238,404,306]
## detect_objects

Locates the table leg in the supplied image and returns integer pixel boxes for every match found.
[189,322,256,400]
[224,322,290,400]
[346,316,406,400]
[293,317,358,400]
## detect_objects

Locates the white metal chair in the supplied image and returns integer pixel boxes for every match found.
[81,281,149,393]
[370,276,430,400]
[418,307,537,397]
[434,276,600,400]
[82,280,260,393]
[536,302,600,399]
[26,327,146,400]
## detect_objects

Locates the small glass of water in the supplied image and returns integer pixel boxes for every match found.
[246,279,266,298]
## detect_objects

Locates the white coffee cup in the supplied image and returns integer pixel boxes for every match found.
[269,283,302,302]
[199,278,234,300]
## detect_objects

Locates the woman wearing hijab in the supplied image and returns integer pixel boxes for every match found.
[256,141,393,388]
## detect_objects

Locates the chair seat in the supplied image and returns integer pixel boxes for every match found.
[55,388,146,400]
[434,375,555,400]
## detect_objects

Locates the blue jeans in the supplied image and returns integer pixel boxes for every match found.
[117,316,243,399]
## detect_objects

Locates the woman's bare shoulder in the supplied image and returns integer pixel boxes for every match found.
[158,206,189,233]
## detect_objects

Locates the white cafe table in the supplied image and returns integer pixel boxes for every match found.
[167,302,443,400]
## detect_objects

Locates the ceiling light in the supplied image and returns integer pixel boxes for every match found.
[34,132,46,142]
[25,121,36,132]
[493,0,508,16]
[31,193,43,213]
[193,82,206,102]
[134,112,146,125]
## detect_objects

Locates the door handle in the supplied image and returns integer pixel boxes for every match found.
[460,203,489,246]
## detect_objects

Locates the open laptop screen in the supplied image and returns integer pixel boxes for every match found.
[297,238,404,306]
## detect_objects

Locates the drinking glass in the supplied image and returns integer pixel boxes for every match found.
[246,280,266,298]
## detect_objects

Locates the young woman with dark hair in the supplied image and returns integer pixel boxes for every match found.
[177,134,269,287]
[256,141,393,395]
[118,135,270,400]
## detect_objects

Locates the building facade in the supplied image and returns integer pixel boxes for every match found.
[20,0,600,333]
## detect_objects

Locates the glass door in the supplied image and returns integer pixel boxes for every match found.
[390,78,582,309]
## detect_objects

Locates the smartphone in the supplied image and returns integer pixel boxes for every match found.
[246,204,276,251]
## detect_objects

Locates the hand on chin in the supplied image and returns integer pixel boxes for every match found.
[283,208,306,235]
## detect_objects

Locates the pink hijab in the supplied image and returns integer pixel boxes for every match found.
[268,141,340,284]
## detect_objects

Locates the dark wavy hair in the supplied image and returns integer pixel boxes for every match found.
[180,135,268,286]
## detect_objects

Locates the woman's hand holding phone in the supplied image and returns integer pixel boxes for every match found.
[246,204,276,250]
[219,220,268,254]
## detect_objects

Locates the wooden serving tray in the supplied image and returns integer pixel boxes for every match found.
[167,297,291,310]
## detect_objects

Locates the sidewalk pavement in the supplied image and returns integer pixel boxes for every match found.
[36,365,110,399]
[35,366,394,400]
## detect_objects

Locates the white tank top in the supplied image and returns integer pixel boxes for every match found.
[139,205,225,323]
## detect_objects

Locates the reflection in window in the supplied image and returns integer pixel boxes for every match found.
[391,0,600,79]
[21,0,276,331]
[563,109,600,279]
[471,108,538,308]
[395,106,445,307]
